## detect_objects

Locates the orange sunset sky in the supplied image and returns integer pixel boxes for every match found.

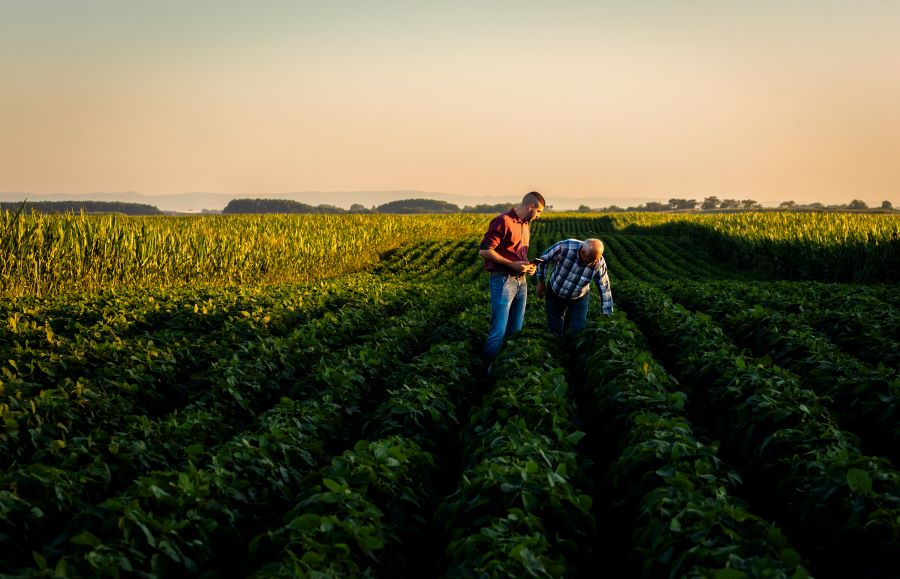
[1,1,899,209]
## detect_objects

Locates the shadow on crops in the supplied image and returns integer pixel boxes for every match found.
[617,220,899,283]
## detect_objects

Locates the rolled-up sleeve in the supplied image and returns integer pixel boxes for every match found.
[479,220,505,250]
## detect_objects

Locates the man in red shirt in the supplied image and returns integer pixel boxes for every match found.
[478,191,546,359]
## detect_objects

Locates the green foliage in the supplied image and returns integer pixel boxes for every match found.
[618,281,900,577]
[0,212,487,297]
[0,200,163,215]
[222,198,347,214]
[573,314,808,577]
[435,331,594,576]
[375,198,461,213]
[0,213,896,577]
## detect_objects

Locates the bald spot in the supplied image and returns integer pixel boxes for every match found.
[582,239,604,261]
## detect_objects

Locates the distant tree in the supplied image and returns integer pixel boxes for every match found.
[577,204,592,212]
[701,196,720,210]
[739,199,761,209]
[375,198,460,214]
[882,200,893,210]
[349,203,368,213]
[606,205,625,212]
[223,198,346,214]
[848,199,869,210]
[667,198,697,210]
[644,201,669,212]
[779,200,796,209]
[719,198,740,209]
[805,202,825,210]
[461,203,514,213]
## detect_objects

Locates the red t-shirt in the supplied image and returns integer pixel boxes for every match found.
[480,209,530,273]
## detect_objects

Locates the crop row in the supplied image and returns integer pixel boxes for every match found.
[537,212,900,283]
[617,281,900,577]
[663,280,900,462]
[435,328,595,576]
[682,279,900,367]
[589,233,897,373]
[572,313,808,577]
[548,212,900,283]
[377,237,483,281]
[5,280,488,574]
[598,236,655,284]
[243,305,487,576]
[0,274,422,472]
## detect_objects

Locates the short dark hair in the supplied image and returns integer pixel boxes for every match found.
[523,191,545,207]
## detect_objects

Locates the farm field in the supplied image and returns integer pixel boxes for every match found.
[1,212,899,577]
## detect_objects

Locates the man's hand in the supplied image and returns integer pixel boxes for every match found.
[536,280,546,298]
[512,261,537,275]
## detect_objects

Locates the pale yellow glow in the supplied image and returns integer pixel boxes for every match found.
[1,1,898,207]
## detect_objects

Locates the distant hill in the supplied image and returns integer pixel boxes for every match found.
[0,200,162,215]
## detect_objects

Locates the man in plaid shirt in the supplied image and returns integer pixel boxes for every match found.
[535,238,613,335]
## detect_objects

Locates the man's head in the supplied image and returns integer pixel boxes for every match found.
[517,191,545,222]
[578,238,604,265]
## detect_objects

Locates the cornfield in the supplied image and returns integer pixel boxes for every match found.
[545,212,900,282]
[2,210,898,298]
[0,211,486,297]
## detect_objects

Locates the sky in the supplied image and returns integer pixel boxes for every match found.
[1,0,899,208]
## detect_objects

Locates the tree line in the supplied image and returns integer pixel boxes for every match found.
[222,198,516,214]
[225,196,896,214]
[3,197,894,216]
[578,197,895,212]
[0,201,163,215]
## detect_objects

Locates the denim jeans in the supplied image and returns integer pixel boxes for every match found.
[483,273,527,359]
[545,286,589,336]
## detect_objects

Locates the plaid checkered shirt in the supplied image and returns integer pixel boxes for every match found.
[535,238,614,314]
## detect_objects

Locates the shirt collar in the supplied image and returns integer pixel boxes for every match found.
[508,208,524,223]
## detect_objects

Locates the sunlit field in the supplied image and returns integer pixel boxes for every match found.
[1,212,898,577]
[0,212,488,297]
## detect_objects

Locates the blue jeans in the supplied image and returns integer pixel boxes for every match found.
[483,273,527,359]
[545,286,589,336]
